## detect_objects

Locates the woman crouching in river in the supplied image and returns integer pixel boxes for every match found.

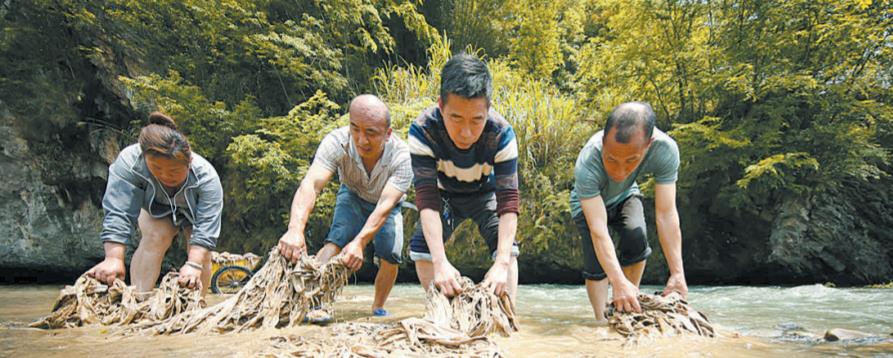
[86,111,223,297]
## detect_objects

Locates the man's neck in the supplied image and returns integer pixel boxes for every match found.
[361,153,383,175]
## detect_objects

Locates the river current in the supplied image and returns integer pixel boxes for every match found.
[1,283,891,357]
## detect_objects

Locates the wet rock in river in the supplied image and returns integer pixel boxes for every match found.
[823,328,876,342]
[777,323,819,342]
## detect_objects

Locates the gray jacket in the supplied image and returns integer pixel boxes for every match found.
[100,144,224,249]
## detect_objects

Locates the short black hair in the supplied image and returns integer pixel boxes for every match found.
[440,53,492,104]
[604,102,656,143]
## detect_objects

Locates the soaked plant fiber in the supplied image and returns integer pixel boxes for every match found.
[266,322,502,358]
[608,292,714,340]
[33,248,516,356]
[122,248,351,335]
[424,277,519,337]
[265,277,517,357]
[30,272,203,329]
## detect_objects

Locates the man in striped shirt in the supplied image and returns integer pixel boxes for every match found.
[408,53,521,300]
[278,94,413,318]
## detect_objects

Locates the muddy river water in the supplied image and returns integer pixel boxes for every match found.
[1,283,891,357]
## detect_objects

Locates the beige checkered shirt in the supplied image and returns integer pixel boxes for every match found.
[312,127,413,203]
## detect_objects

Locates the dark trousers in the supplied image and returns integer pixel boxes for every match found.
[574,195,652,280]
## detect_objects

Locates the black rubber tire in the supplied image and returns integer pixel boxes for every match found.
[210,265,252,294]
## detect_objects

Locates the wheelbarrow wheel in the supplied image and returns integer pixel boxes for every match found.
[211,265,253,294]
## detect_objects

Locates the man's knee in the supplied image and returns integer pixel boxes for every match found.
[373,224,403,265]
[378,259,398,272]
[583,269,609,281]
[620,195,647,231]
[414,260,433,286]
[317,243,342,263]
[618,226,651,265]
[585,277,609,284]
[373,227,402,265]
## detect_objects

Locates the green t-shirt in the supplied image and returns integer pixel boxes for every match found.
[570,128,679,217]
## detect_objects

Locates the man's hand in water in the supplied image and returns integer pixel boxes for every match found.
[612,277,641,313]
[278,229,307,263]
[340,239,365,271]
[86,242,127,285]
[482,259,510,296]
[87,258,126,286]
[433,259,463,297]
[178,262,203,290]
[663,273,688,299]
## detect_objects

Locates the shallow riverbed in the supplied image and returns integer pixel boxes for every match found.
[1,284,891,357]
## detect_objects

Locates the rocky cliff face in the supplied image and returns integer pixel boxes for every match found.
[652,181,893,286]
[0,2,138,283]
[0,120,114,282]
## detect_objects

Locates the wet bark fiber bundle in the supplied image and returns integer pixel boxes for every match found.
[122,248,351,335]
[608,292,714,339]
[30,272,203,329]
[265,277,517,357]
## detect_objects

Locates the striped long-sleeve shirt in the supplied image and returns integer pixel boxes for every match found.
[408,106,520,216]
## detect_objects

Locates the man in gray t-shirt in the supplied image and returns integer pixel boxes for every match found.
[278,94,412,319]
[570,102,687,324]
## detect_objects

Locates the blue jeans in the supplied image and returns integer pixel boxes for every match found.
[325,185,403,264]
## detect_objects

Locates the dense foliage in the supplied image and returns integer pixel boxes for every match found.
[2,0,891,284]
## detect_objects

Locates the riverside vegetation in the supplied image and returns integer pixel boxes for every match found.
[0,0,891,286]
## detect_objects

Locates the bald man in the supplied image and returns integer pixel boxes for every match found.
[570,102,687,324]
[278,94,412,320]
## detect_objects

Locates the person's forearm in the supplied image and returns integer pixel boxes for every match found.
[420,208,448,264]
[494,213,517,264]
[656,210,684,276]
[103,242,126,261]
[590,228,626,283]
[186,245,210,264]
[354,201,399,246]
[287,180,319,232]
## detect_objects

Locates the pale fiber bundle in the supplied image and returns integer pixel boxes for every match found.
[34,249,516,357]
[427,277,519,337]
[608,292,714,339]
[266,322,502,358]
[30,272,203,329]
[265,277,517,357]
[212,251,261,267]
[122,248,351,335]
